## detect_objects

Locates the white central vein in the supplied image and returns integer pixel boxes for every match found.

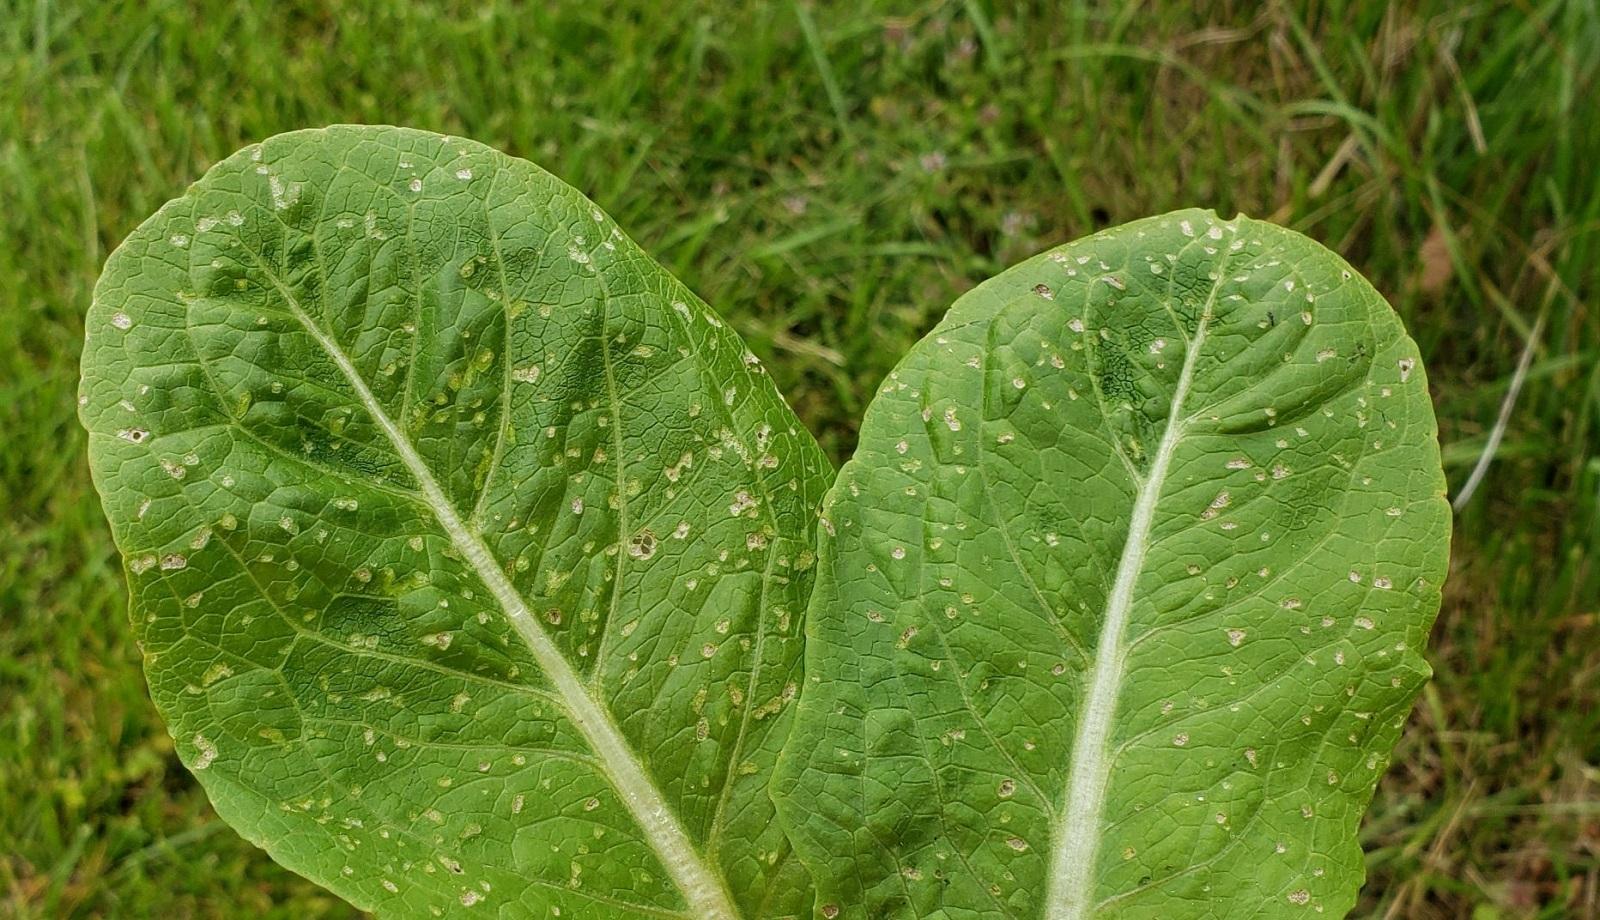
[275,290,739,920]
[1044,272,1222,919]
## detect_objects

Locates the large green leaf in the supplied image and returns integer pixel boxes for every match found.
[776,210,1449,919]
[80,125,831,918]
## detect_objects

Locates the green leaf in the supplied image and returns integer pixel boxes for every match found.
[80,125,831,919]
[776,210,1449,919]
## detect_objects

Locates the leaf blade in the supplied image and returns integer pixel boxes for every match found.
[81,125,830,918]
[777,209,1449,919]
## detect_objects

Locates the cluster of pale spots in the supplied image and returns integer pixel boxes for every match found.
[774,210,1449,919]
[79,126,832,919]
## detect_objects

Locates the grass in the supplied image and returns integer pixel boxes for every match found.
[1,0,1596,916]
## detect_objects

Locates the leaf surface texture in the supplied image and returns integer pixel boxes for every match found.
[776,210,1449,920]
[80,125,831,919]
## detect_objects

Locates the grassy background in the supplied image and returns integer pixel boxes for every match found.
[2,1,1597,917]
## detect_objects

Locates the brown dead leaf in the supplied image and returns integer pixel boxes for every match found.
[1416,223,1455,295]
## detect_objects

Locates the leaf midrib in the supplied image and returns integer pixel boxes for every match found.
[250,252,742,920]
[1043,243,1230,919]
